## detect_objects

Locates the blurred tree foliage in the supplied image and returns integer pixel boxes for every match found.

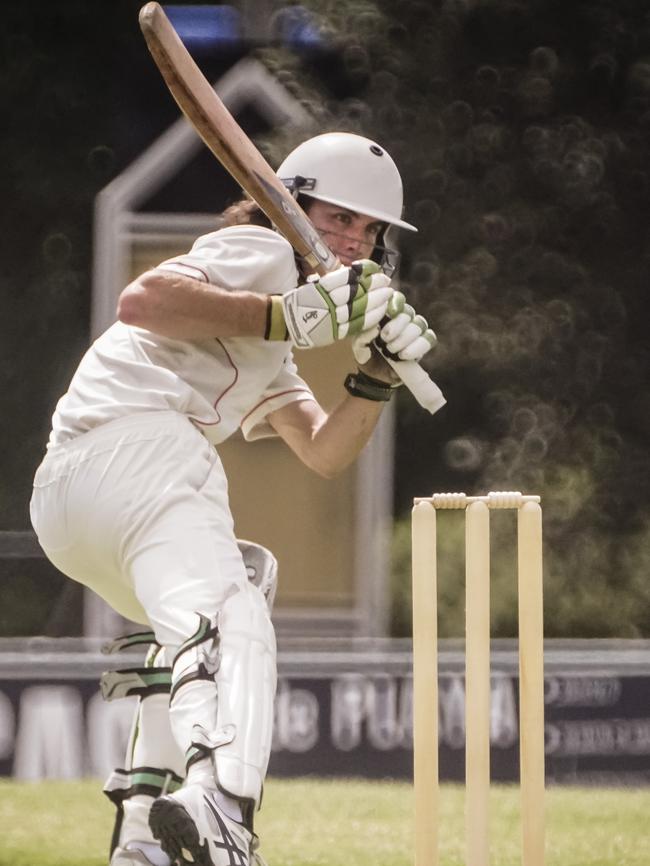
[260,0,650,636]
[3,0,650,636]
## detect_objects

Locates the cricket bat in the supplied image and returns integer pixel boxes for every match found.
[138,2,446,414]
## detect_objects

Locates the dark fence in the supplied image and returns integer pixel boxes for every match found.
[1,636,650,786]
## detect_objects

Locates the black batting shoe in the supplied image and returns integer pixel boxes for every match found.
[149,784,252,866]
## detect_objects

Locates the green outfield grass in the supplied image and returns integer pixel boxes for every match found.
[0,777,649,866]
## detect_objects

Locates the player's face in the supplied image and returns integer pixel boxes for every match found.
[306,200,385,266]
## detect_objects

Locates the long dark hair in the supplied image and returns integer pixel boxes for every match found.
[219,195,316,279]
[220,193,314,229]
[219,198,271,228]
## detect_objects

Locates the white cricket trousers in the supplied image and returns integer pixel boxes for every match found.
[30,411,249,750]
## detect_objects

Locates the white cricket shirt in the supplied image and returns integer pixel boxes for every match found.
[48,226,316,448]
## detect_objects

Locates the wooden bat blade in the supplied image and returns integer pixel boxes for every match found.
[138,2,446,414]
[138,1,337,273]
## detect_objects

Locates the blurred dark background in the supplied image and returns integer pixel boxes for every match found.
[2,0,650,637]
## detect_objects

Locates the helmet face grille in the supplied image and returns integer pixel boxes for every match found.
[372,237,400,277]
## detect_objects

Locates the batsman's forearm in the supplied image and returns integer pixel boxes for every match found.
[117,270,268,339]
[314,395,386,477]
[270,394,385,479]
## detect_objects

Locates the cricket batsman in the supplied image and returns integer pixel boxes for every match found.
[30,132,437,866]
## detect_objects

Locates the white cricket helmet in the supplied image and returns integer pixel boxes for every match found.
[277,132,417,271]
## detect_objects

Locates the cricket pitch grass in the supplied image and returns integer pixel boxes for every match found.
[1,777,649,866]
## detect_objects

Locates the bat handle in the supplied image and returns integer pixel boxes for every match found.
[386,358,446,415]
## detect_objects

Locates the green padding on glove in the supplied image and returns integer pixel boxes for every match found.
[281,260,394,349]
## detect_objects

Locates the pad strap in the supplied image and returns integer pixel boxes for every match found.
[101,631,158,654]
[170,613,220,703]
[100,667,172,701]
[103,766,183,805]
[185,724,236,770]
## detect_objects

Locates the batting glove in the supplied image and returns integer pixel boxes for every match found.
[266,260,393,349]
[351,324,380,366]
[374,292,437,362]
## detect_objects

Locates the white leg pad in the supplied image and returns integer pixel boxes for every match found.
[104,646,184,853]
[168,542,277,760]
[237,539,278,612]
[169,615,221,756]
[213,580,277,804]
[120,687,185,846]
